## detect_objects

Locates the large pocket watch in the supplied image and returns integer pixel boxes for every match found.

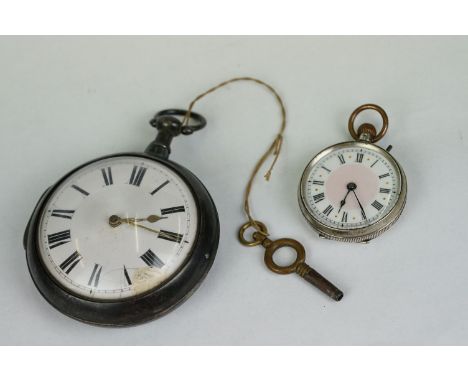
[298,104,407,243]
[23,110,219,326]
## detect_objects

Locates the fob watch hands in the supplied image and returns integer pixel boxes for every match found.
[336,182,367,221]
[338,182,357,213]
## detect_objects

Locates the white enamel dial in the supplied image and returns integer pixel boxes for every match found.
[302,145,401,230]
[37,156,198,301]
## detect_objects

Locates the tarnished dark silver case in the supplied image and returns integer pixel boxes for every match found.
[24,151,219,327]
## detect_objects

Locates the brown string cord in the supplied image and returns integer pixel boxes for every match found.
[181,77,286,235]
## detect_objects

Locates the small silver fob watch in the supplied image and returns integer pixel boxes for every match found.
[298,104,407,243]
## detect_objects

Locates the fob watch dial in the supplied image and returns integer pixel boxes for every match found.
[303,146,399,228]
[299,141,406,242]
[37,156,198,301]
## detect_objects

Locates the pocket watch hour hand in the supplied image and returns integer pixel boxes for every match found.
[128,215,167,223]
[146,214,168,223]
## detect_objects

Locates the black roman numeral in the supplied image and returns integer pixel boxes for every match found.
[88,264,102,287]
[59,251,82,274]
[48,230,71,249]
[323,205,333,216]
[341,211,348,223]
[150,180,170,195]
[371,200,384,211]
[321,166,331,173]
[379,173,390,179]
[313,192,325,203]
[380,188,391,194]
[370,159,379,168]
[129,166,147,186]
[71,184,89,196]
[312,180,324,185]
[338,154,346,164]
[161,206,185,215]
[51,209,75,219]
[140,249,165,268]
[356,153,364,163]
[123,265,132,285]
[101,167,113,186]
[158,230,183,243]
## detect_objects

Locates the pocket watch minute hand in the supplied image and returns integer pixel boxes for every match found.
[124,221,181,242]
[124,220,161,235]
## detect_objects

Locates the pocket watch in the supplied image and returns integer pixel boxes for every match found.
[298,104,407,243]
[23,110,219,326]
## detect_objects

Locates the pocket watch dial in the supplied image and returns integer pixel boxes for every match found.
[302,145,401,230]
[37,156,198,301]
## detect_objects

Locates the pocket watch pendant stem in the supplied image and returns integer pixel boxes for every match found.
[145,124,176,160]
[145,109,207,160]
[357,123,377,142]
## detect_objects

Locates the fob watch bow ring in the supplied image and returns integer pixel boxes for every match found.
[348,103,388,143]
[24,108,219,326]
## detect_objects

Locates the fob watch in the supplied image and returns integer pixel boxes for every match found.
[298,104,407,243]
[24,110,219,326]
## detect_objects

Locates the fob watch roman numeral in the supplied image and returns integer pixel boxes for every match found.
[24,110,219,326]
[298,104,407,243]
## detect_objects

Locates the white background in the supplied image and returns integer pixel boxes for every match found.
[1,36,467,345]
